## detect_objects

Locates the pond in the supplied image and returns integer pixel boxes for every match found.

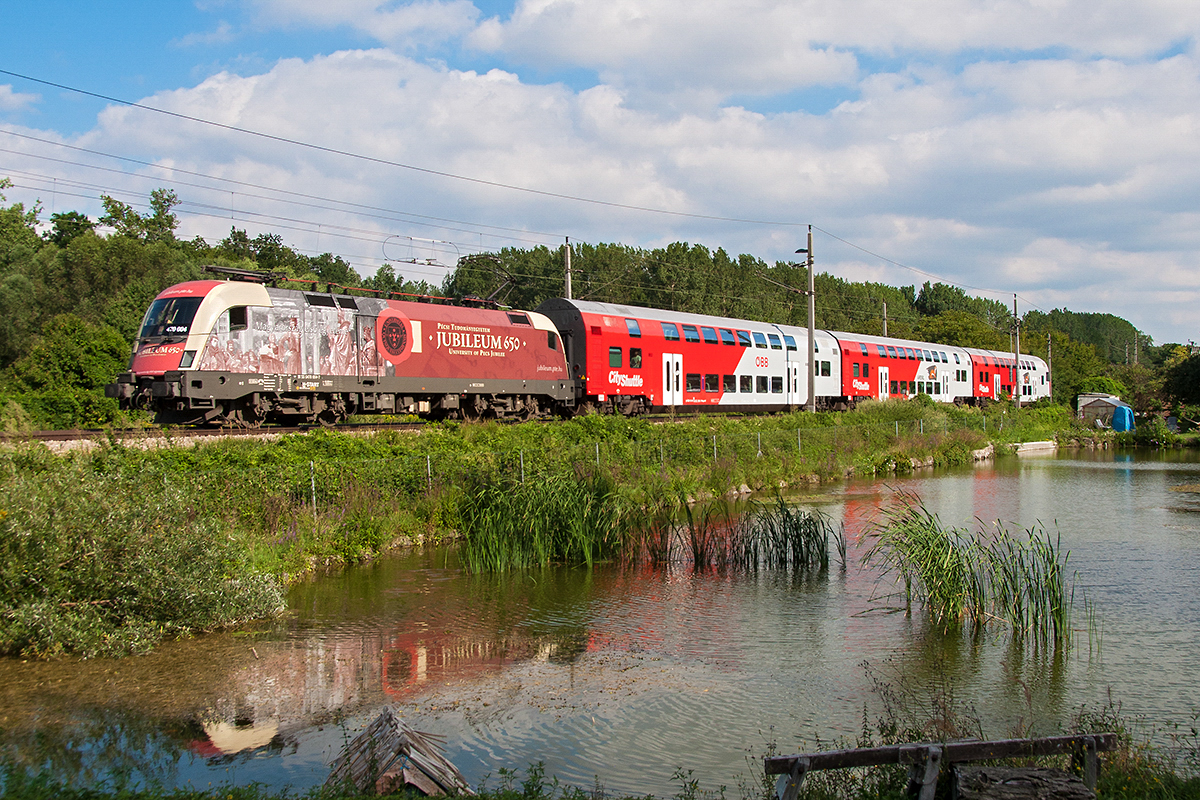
[2,447,1198,796]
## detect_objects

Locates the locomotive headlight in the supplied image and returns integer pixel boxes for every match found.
[179,350,196,368]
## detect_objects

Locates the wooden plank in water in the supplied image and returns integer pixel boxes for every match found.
[326,707,474,796]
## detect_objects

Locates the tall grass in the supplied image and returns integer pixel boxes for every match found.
[865,491,1075,648]
[457,472,626,572]
[625,493,843,572]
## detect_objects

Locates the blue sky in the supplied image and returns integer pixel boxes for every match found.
[2,0,1199,346]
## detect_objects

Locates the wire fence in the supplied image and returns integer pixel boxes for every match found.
[123,414,1008,519]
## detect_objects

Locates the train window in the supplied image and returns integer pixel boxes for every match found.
[229,306,248,332]
[740,375,752,393]
[630,348,643,369]
[753,332,769,349]
[853,363,860,378]
[905,348,915,359]
[784,335,797,351]
[507,312,531,325]
[737,330,752,347]
[139,296,203,339]
[877,344,887,357]
[723,374,736,392]
[662,322,680,341]
[933,383,940,395]
[625,318,641,337]
[705,374,719,393]
[701,327,719,344]
[814,340,820,352]
[915,350,924,361]
[756,376,769,393]
[768,334,783,350]
[771,376,784,393]
[921,350,930,360]
[337,297,359,310]
[863,364,870,378]
[820,361,831,376]
[305,293,337,307]
[900,380,908,394]
[953,353,960,363]
[859,342,869,356]
[548,331,559,350]
[609,347,622,368]
[686,373,702,392]
[886,346,897,358]
[890,380,898,394]
[720,328,737,345]
[682,325,701,343]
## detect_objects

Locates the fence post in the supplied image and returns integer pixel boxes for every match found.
[660,442,664,467]
[797,429,802,456]
[596,441,600,467]
[757,432,762,458]
[920,419,924,435]
[310,460,317,527]
[895,421,899,437]
[520,451,525,484]
[426,454,432,492]
[713,435,717,461]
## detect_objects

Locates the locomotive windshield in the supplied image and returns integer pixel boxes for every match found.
[139,296,203,340]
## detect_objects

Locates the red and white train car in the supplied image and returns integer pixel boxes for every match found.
[538,298,1050,411]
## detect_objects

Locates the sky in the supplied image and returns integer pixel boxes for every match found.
[1,0,1199,348]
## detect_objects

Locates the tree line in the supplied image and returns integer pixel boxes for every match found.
[1,183,1196,429]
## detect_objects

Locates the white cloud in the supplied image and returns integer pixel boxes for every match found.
[0,84,39,112]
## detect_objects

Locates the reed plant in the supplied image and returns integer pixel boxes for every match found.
[741,494,843,572]
[865,491,1076,648]
[457,472,626,572]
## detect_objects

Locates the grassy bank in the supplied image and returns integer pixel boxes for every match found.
[1,400,1087,658]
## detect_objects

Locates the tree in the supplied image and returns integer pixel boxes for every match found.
[99,189,180,243]
[916,310,1008,350]
[46,211,96,247]
[1164,354,1200,405]
[0,178,41,264]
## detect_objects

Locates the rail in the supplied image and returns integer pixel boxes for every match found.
[765,733,1119,800]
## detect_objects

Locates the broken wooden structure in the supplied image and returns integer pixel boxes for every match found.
[326,706,475,796]
[765,733,1118,800]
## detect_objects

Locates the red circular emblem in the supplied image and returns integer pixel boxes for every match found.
[375,308,414,365]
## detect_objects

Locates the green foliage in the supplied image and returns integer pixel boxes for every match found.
[46,211,96,247]
[916,310,1009,350]
[0,447,285,658]
[1078,375,1129,399]
[1025,308,1143,365]
[1165,354,1200,405]
[99,189,180,244]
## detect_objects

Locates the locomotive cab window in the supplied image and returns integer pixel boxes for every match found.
[682,325,701,343]
[662,322,680,341]
[609,347,622,368]
[753,332,768,349]
[548,331,559,350]
[229,306,248,332]
[630,348,643,369]
[720,328,737,346]
[701,326,719,345]
[139,296,202,339]
[625,318,641,337]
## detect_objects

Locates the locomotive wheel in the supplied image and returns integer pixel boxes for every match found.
[315,394,347,427]
[228,394,271,428]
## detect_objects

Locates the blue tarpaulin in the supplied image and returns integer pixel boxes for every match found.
[1112,404,1135,432]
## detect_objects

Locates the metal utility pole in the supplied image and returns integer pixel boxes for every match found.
[882,301,888,337]
[1013,294,1021,409]
[1047,333,1053,399]
[564,237,572,300]
[805,227,816,413]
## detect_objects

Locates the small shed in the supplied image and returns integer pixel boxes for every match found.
[1077,393,1135,431]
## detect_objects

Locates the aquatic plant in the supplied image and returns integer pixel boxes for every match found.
[865,491,1076,648]
[457,472,625,572]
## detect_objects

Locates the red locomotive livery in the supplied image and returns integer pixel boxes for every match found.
[108,269,1050,425]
